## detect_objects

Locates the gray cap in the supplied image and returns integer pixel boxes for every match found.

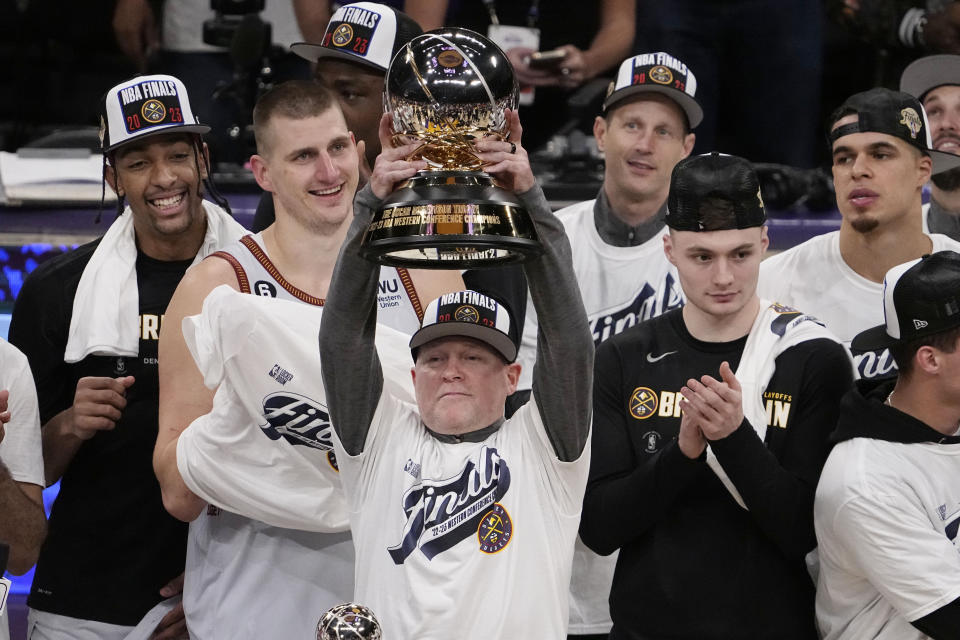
[900,54,960,101]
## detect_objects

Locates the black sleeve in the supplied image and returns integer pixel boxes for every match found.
[8,265,73,425]
[911,595,960,639]
[579,338,703,556]
[318,185,384,456]
[709,337,854,558]
[462,265,527,338]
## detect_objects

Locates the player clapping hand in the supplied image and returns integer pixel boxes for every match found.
[679,361,745,441]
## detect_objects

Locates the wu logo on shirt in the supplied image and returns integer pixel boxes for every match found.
[590,274,682,345]
[388,446,511,564]
[260,392,333,451]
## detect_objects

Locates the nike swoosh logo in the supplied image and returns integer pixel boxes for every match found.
[646,350,677,363]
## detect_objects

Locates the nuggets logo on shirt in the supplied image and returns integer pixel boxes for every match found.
[260,392,334,451]
[477,504,512,553]
[629,387,658,419]
[388,446,511,563]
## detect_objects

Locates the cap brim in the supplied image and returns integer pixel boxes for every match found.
[604,85,703,129]
[850,323,898,354]
[290,42,387,73]
[930,148,960,174]
[409,322,517,362]
[900,55,960,100]
[105,123,210,152]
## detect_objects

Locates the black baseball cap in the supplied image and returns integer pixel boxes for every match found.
[828,88,960,174]
[603,52,703,128]
[410,290,518,362]
[900,54,960,101]
[666,152,766,232]
[851,251,960,352]
[291,2,422,73]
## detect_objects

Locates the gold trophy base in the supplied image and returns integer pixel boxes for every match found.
[360,171,543,269]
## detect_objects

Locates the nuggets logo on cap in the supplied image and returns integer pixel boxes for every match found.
[454,305,480,323]
[141,99,166,123]
[332,23,354,47]
[899,107,922,139]
[649,65,673,85]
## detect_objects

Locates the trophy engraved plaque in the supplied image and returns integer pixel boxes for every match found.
[360,27,542,268]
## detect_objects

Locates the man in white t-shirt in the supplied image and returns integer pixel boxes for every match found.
[317,110,593,639]
[815,250,960,640]
[901,54,960,240]
[758,87,960,380]
[0,339,45,640]
[515,51,700,638]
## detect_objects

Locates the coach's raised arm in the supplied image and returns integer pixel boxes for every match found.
[317,109,594,639]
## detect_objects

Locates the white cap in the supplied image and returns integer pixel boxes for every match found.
[100,74,208,152]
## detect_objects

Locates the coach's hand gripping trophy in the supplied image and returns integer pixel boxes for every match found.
[317,603,382,640]
[360,28,542,268]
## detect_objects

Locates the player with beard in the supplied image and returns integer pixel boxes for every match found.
[901,54,960,240]
[758,88,960,381]
[154,80,462,639]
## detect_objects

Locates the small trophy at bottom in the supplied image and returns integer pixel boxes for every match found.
[317,602,382,640]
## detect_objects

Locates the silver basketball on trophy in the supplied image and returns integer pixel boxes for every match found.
[360,27,542,268]
[317,602,382,640]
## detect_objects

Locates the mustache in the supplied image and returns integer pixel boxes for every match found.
[934,132,960,148]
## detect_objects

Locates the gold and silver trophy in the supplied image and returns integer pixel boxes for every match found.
[316,603,382,640]
[360,28,542,268]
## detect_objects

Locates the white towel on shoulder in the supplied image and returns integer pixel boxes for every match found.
[706,299,837,509]
[63,200,246,363]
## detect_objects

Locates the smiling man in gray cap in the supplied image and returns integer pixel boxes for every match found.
[901,54,960,239]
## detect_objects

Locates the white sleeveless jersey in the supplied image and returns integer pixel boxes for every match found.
[210,233,425,335]
[336,393,590,640]
[515,200,683,634]
[184,234,423,640]
[758,230,960,380]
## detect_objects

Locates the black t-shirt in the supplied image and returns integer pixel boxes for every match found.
[580,308,853,640]
[9,239,192,625]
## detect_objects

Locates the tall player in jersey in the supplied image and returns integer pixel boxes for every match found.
[581,153,853,639]
[153,81,461,639]
[527,52,700,640]
[758,88,960,381]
